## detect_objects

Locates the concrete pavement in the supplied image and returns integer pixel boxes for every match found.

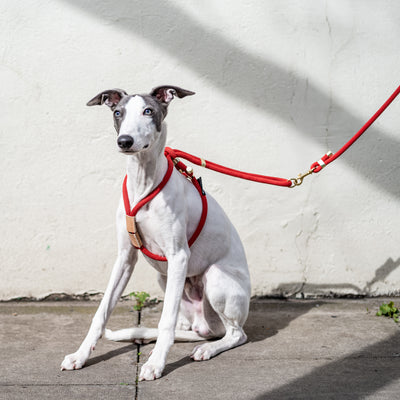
[1,298,399,399]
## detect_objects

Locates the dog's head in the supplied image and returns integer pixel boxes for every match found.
[87,86,195,154]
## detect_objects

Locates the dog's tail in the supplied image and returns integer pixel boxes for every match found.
[104,327,205,343]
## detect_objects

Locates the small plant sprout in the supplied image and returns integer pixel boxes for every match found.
[130,291,150,311]
[129,291,151,393]
[376,301,399,323]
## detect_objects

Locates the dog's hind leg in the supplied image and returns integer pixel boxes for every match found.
[190,262,251,361]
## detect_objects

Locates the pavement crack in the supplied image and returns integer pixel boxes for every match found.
[0,383,135,387]
[135,342,141,400]
[134,308,142,400]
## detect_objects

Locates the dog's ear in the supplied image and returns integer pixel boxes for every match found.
[87,89,128,109]
[150,85,195,104]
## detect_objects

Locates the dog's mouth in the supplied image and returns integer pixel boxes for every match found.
[119,144,149,155]
[119,149,137,154]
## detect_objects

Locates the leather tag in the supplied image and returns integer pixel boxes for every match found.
[126,215,143,248]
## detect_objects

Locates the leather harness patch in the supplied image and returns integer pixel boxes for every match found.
[126,215,143,248]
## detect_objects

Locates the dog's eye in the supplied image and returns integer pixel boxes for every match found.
[143,108,153,116]
[114,110,121,117]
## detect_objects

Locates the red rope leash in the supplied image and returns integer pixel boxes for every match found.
[165,147,292,187]
[167,84,400,188]
[310,84,400,173]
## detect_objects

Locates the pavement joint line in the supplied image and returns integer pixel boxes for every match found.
[0,383,135,387]
[135,342,140,400]
[233,354,400,361]
[135,308,143,400]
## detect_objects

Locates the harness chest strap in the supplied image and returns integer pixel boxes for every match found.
[122,152,208,261]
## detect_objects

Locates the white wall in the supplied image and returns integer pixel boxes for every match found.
[1,0,400,300]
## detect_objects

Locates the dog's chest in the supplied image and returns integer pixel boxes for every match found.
[135,205,166,251]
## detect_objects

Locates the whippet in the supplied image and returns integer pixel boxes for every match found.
[60,86,251,381]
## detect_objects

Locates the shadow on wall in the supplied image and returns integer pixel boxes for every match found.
[274,257,400,298]
[63,0,400,197]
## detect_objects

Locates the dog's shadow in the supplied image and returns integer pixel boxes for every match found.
[85,343,135,367]
[244,299,318,342]
[85,300,317,375]
[162,299,318,377]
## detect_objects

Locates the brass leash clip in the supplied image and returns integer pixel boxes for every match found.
[290,167,315,188]
[290,151,333,188]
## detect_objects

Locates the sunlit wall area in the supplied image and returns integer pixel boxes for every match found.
[1,1,399,299]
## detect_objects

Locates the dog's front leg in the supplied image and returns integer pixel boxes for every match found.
[139,249,189,381]
[61,246,137,370]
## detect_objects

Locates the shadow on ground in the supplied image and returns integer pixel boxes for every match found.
[253,332,400,400]
[85,344,134,368]
[161,299,318,377]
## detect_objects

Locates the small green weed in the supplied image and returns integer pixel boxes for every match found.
[129,291,150,311]
[376,301,399,323]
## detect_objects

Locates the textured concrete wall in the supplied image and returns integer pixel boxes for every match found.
[1,1,400,299]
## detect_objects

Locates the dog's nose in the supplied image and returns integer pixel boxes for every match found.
[117,135,134,150]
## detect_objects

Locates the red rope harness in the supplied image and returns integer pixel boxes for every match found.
[168,85,400,188]
[123,153,208,262]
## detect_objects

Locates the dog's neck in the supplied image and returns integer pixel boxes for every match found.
[125,125,168,206]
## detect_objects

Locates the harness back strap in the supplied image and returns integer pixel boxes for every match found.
[122,152,208,262]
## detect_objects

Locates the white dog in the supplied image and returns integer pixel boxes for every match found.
[61,86,251,381]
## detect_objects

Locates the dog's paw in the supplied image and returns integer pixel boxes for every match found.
[139,361,164,381]
[190,343,213,361]
[60,350,89,371]
[176,315,191,331]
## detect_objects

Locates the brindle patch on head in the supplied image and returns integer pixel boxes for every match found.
[112,94,167,134]
[140,94,168,132]
[112,95,134,134]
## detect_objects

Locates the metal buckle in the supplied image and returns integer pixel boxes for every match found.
[290,168,315,188]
